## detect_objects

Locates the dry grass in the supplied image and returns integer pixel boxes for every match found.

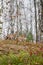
[0,40,43,55]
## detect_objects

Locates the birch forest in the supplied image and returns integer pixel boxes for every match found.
[0,0,43,65]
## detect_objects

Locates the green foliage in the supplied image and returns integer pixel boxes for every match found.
[29,54,43,65]
[0,55,8,65]
[26,32,33,42]
[19,51,30,65]
[9,53,19,65]
[0,51,43,65]
[8,51,30,65]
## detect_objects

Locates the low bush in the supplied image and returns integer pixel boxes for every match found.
[26,32,33,42]
[0,55,8,65]
[0,51,43,65]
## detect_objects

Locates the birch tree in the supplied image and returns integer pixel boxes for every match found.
[34,0,37,42]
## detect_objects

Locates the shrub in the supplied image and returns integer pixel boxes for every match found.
[0,55,8,65]
[19,51,30,65]
[8,51,30,65]
[0,51,43,65]
[9,53,19,65]
[26,32,33,42]
[30,54,43,65]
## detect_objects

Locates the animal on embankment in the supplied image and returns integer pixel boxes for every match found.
[5,32,18,40]
[5,32,26,42]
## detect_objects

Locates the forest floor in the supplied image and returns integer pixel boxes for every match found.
[0,40,43,65]
[0,40,43,55]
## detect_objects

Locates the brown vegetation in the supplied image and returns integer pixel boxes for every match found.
[0,40,43,55]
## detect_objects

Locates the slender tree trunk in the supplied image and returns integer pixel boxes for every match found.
[40,0,43,42]
[34,0,37,42]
